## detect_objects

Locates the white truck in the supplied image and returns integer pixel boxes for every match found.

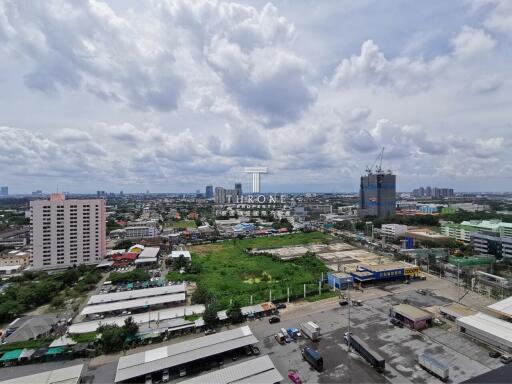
[417,353,449,381]
[300,321,320,341]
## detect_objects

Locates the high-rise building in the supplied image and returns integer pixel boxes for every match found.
[0,186,8,196]
[214,187,226,204]
[30,193,106,269]
[359,172,396,218]
[235,183,242,197]
[205,185,214,199]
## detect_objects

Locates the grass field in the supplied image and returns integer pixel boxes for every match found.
[168,232,332,308]
[171,220,197,229]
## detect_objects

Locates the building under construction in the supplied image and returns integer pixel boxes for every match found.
[359,148,396,218]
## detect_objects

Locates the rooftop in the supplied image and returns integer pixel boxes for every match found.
[392,304,432,321]
[487,296,512,318]
[179,355,283,384]
[139,247,160,258]
[69,304,205,334]
[170,250,191,259]
[440,303,476,319]
[87,284,186,305]
[0,364,84,384]
[114,326,257,382]
[456,312,512,344]
[81,293,185,316]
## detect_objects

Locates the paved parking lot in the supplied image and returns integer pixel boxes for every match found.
[248,283,502,384]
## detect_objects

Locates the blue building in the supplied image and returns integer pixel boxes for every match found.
[327,272,354,290]
[351,262,406,283]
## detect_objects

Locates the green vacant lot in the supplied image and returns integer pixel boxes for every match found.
[172,220,197,229]
[168,232,332,308]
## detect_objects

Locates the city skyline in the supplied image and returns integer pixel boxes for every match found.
[1,1,512,193]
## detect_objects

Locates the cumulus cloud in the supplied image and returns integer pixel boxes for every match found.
[452,26,496,58]
[330,40,449,95]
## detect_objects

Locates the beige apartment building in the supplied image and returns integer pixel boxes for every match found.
[30,193,106,269]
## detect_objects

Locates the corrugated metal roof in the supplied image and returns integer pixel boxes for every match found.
[456,312,512,346]
[487,296,512,318]
[392,304,432,321]
[440,303,476,319]
[0,364,84,384]
[171,251,191,259]
[115,326,257,382]
[81,293,185,315]
[180,355,283,384]
[88,284,186,305]
[135,257,157,263]
[139,247,160,258]
[69,304,205,334]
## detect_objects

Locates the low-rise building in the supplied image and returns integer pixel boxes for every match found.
[390,304,432,330]
[2,315,64,344]
[327,272,354,290]
[0,250,30,267]
[381,224,408,239]
[470,232,512,262]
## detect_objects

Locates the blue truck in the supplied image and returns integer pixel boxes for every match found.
[301,347,323,371]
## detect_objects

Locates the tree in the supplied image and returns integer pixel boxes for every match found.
[226,300,243,324]
[124,316,139,338]
[97,324,126,354]
[203,303,218,328]
[191,285,213,304]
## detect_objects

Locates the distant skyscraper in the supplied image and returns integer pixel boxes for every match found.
[235,183,242,197]
[0,186,8,196]
[205,185,213,199]
[359,172,396,218]
[120,190,124,196]
[30,193,106,269]
[425,186,432,197]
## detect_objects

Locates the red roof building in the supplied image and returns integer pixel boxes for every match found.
[112,252,138,262]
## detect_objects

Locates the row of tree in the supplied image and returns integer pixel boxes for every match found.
[192,285,243,327]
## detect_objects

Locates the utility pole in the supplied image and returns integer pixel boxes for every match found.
[457,260,461,302]
[287,287,290,303]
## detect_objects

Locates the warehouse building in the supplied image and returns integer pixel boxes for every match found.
[114,326,258,383]
[456,312,512,352]
[390,304,432,330]
[351,262,419,284]
[180,355,283,384]
[0,364,84,384]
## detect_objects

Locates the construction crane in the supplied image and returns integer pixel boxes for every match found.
[365,147,385,174]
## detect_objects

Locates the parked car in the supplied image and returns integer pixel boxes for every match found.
[276,303,287,309]
[161,369,169,383]
[500,355,512,364]
[204,329,216,336]
[390,318,403,328]
[244,345,253,356]
[288,371,302,384]
[250,346,260,355]
[416,289,427,295]
[339,299,349,306]
[269,316,280,324]
[489,351,502,358]
[145,374,152,384]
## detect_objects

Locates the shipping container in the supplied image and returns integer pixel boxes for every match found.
[417,353,449,381]
[300,321,320,341]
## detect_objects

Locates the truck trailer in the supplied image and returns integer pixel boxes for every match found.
[300,321,320,341]
[344,332,385,373]
[301,347,323,371]
[417,353,449,381]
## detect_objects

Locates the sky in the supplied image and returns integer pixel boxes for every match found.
[0,0,511,194]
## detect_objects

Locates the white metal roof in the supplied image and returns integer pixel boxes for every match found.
[487,296,512,318]
[81,293,185,315]
[180,355,283,384]
[134,257,157,263]
[171,250,191,259]
[88,284,186,305]
[69,304,205,334]
[0,364,84,384]
[115,326,257,382]
[456,312,512,347]
[139,247,160,258]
